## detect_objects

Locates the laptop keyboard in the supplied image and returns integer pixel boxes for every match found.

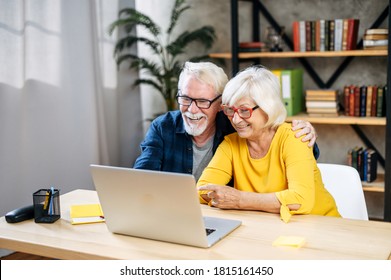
[205,228,216,236]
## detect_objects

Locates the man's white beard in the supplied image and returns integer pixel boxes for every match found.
[183,112,208,136]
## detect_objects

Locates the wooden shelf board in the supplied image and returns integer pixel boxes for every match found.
[286,113,386,125]
[363,173,384,193]
[209,50,387,59]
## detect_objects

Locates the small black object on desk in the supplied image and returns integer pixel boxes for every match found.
[5,205,35,223]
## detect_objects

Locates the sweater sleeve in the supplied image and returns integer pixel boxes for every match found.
[275,132,316,215]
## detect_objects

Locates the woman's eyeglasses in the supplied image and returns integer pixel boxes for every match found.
[176,94,222,109]
[221,105,259,119]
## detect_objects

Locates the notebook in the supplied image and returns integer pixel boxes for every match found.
[90,164,241,248]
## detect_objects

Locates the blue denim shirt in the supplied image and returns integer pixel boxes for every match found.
[133,110,235,175]
[133,110,319,174]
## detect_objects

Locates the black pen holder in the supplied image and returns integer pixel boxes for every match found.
[33,189,61,223]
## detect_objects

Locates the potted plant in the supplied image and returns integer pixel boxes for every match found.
[108,0,217,112]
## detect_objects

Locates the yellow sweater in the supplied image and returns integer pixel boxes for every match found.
[197,123,340,217]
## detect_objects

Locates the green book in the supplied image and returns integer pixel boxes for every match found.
[280,68,304,116]
[376,86,385,117]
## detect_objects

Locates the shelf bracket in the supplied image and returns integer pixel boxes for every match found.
[350,125,385,168]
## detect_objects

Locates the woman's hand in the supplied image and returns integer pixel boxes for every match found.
[198,184,242,209]
[291,120,317,147]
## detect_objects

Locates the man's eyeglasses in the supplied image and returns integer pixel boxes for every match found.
[221,105,259,119]
[176,94,222,109]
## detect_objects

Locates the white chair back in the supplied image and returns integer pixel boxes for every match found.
[318,163,369,220]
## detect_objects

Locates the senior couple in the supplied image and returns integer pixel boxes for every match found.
[134,62,340,220]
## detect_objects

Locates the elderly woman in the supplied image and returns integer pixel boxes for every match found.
[197,66,340,222]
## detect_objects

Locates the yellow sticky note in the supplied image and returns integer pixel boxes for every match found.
[280,204,292,223]
[272,236,306,248]
[70,204,105,225]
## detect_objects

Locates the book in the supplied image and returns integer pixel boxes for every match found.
[70,204,105,225]
[344,85,350,115]
[376,86,385,117]
[363,39,388,47]
[325,20,330,51]
[348,85,355,116]
[319,19,326,51]
[328,20,335,51]
[366,149,378,182]
[280,68,304,116]
[363,34,388,40]
[371,85,378,117]
[360,86,367,117]
[365,28,388,35]
[292,21,300,52]
[357,148,365,180]
[299,20,306,52]
[366,85,373,116]
[311,21,316,51]
[306,107,338,113]
[354,85,360,116]
[315,20,321,51]
[306,89,337,98]
[342,19,349,51]
[334,19,343,51]
[239,42,265,48]
[362,45,388,50]
[305,21,312,51]
[306,95,338,101]
[351,146,363,171]
[305,101,338,108]
[239,41,265,52]
[346,19,360,50]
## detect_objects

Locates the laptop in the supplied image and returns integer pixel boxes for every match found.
[90,164,241,248]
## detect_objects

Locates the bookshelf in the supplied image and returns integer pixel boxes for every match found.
[215,0,391,221]
[209,49,387,59]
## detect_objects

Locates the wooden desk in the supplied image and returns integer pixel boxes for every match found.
[1,189,391,260]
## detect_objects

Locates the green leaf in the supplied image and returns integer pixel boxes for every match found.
[167,26,216,56]
[167,0,191,34]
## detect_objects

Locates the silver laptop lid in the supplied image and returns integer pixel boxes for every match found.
[90,165,241,248]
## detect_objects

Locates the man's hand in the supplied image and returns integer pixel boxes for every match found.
[291,120,317,147]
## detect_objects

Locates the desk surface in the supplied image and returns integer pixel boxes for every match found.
[1,189,391,260]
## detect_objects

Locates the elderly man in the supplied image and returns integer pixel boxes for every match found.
[134,62,318,181]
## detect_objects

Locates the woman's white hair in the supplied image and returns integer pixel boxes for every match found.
[222,65,287,128]
[178,61,228,96]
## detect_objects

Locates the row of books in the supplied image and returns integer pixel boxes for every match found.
[347,147,378,183]
[343,85,387,117]
[292,19,359,52]
[305,89,339,116]
[363,28,388,51]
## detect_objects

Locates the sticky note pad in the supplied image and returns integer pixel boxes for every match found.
[280,205,292,223]
[70,204,105,225]
[272,236,306,248]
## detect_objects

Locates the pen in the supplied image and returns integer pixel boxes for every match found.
[43,191,50,211]
[48,187,54,215]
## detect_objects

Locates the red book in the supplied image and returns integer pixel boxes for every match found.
[292,21,300,52]
[349,85,356,116]
[347,19,360,50]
